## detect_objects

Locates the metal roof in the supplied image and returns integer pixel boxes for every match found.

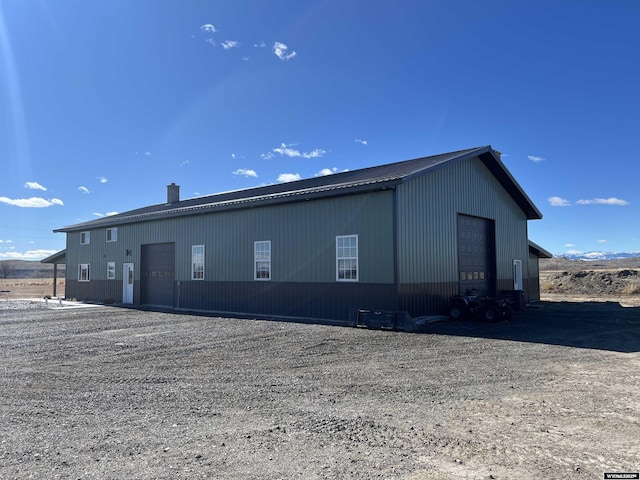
[54,146,542,233]
[40,249,66,264]
[528,240,553,259]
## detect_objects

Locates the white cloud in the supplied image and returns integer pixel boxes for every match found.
[528,155,545,163]
[106,211,118,216]
[355,139,368,146]
[78,186,90,194]
[179,160,190,167]
[93,212,104,217]
[254,41,267,48]
[93,211,118,217]
[303,148,326,159]
[0,240,12,243]
[221,40,240,50]
[25,181,47,191]
[576,197,629,206]
[0,197,63,208]
[548,196,571,207]
[598,239,607,243]
[565,243,576,247]
[201,24,216,33]
[273,143,299,157]
[273,42,297,61]
[0,249,58,260]
[261,152,275,160]
[98,176,108,183]
[144,151,152,156]
[315,168,337,177]
[278,173,301,183]
[270,143,326,159]
[205,39,216,47]
[242,56,250,61]
[233,168,258,178]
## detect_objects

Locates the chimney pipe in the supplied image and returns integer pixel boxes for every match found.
[167,183,180,204]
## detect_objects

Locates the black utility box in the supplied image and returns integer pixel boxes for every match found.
[500,290,526,310]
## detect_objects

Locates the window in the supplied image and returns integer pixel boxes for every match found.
[254,241,271,280]
[106,228,117,242]
[107,262,116,280]
[191,245,204,280]
[336,235,358,281]
[78,264,90,282]
[80,231,90,245]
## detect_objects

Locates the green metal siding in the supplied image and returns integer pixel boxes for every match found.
[396,156,530,286]
[528,251,541,302]
[65,191,395,289]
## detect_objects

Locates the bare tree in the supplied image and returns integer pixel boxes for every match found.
[0,261,16,283]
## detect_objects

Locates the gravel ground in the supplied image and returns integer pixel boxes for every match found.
[1,299,639,479]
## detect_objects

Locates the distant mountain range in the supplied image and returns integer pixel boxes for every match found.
[557,251,640,261]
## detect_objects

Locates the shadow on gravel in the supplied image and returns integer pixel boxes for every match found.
[423,301,640,353]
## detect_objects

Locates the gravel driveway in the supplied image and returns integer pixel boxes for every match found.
[1,300,639,479]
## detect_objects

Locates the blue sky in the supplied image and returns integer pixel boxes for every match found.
[1,0,639,260]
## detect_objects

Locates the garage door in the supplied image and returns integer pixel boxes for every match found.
[457,214,495,297]
[141,243,175,306]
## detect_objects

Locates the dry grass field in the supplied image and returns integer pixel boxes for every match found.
[0,278,65,299]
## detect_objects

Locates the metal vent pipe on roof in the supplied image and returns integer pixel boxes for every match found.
[167,183,180,204]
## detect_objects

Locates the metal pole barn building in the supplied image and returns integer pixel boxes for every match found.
[52,146,547,327]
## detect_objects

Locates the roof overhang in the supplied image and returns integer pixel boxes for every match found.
[41,249,66,264]
[401,146,543,220]
[528,241,552,258]
[477,148,543,220]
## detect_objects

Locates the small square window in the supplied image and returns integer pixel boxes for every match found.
[106,228,117,242]
[80,231,90,245]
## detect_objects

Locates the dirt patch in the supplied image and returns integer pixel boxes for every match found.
[541,269,640,297]
[1,302,639,479]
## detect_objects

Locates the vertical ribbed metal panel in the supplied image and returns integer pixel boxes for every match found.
[528,251,541,301]
[156,191,396,283]
[396,156,530,286]
[65,190,396,305]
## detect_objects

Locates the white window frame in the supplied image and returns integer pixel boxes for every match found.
[80,231,90,245]
[336,235,358,282]
[254,240,271,281]
[191,245,205,280]
[106,228,117,242]
[78,264,90,282]
[107,261,116,280]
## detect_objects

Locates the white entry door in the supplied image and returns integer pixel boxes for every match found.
[123,263,134,304]
[513,259,523,290]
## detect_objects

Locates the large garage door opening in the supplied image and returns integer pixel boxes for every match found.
[141,243,175,307]
[457,214,496,297]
